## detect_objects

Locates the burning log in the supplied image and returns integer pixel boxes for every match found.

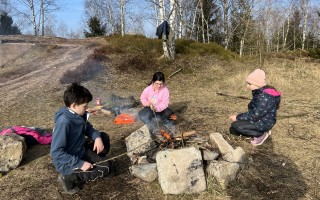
[175,130,196,139]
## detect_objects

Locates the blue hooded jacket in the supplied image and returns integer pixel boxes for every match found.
[50,107,101,175]
[237,87,281,132]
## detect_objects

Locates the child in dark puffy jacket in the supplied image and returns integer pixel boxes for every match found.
[50,83,113,194]
[229,69,281,146]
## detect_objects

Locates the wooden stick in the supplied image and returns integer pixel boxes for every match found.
[180,130,196,137]
[101,108,112,115]
[168,68,182,78]
[175,130,196,139]
[216,92,250,100]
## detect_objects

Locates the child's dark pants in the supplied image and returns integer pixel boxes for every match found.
[230,120,264,137]
[73,132,112,182]
[138,106,174,133]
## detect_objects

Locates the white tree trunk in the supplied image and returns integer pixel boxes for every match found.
[301,0,309,50]
[168,0,176,59]
[276,28,280,52]
[159,0,170,59]
[120,0,125,36]
[178,0,183,39]
[30,0,37,35]
[240,39,244,57]
[238,0,253,58]
[200,0,205,43]
[41,0,44,36]
[154,0,159,27]
[190,0,200,40]
[283,0,293,50]
[107,2,115,33]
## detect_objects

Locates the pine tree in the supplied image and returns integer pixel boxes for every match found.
[0,12,21,35]
[84,16,106,38]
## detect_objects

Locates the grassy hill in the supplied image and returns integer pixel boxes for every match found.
[0,35,319,200]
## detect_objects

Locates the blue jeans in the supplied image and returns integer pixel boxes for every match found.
[138,107,174,132]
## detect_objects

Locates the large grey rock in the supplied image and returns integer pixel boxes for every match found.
[206,160,240,189]
[209,132,234,155]
[222,146,246,163]
[201,150,219,161]
[209,132,246,163]
[125,125,156,158]
[129,163,158,182]
[156,147,207,194]
[0,133,27,172]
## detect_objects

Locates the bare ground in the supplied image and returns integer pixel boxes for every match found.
[0,36,319,200]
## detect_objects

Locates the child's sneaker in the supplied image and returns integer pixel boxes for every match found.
[251,131,270,146]
[57,174,79,194]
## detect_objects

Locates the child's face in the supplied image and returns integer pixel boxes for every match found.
[153,81,164,91]
[246,82,259,90]
[70,102,89,116]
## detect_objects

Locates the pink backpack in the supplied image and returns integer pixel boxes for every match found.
[0,126,52,144]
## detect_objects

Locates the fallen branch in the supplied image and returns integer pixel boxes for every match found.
[168,68,182,78]
[216,92,250,100]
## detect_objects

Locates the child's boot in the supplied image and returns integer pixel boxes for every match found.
[57,174,79,194]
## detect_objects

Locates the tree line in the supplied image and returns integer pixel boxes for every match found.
[1,0,319,57]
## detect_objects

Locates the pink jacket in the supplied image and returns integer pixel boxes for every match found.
[140,84,170,112]
[0,126,52,144]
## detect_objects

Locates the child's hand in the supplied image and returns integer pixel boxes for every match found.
[229,115,237,122]
[93,137,104,154]
[149,103,155,111]
[86,108,98,115]
[81,161,93,171]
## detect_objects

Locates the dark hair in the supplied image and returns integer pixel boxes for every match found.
[63,83,93,107]
[149,71,165,85]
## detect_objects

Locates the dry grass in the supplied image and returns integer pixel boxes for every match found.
[0,35,319,200]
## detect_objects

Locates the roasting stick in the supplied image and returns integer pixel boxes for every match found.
[152,109,161,134]
[93,130,197,165]
[93,140,157,165]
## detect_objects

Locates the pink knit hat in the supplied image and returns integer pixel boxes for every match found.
[246,69,267,87]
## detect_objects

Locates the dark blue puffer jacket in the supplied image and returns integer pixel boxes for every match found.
[236,87,281,132]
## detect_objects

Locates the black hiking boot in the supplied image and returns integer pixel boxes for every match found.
[57,174,80,194]
[95,160,116,179]
[105,160,116,178]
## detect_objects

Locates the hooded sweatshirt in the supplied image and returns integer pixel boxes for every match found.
[50,107,101,175]
[236,87,281,132]
[140,84,170,112]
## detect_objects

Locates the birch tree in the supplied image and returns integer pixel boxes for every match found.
[158,0,170,59]
[7,0,59,35]
[168,0,176,59]
[119,0,125,36]
[300,0,309,50]
[232,0,254,57]
[220,0,232,49]
[282,0,293,50]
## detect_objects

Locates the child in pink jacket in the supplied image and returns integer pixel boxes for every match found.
[138,72,174,134]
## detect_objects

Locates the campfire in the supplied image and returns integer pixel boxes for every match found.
[92,94,246,194]
[125,125,246,194]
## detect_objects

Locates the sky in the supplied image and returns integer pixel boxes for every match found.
[56,0,85,31]
[54,0,155,37]
[54,0,319,38]
[7,0,319,38]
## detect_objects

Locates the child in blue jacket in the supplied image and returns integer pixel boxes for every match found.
[50,83,113,194]
[229,69,281,146]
